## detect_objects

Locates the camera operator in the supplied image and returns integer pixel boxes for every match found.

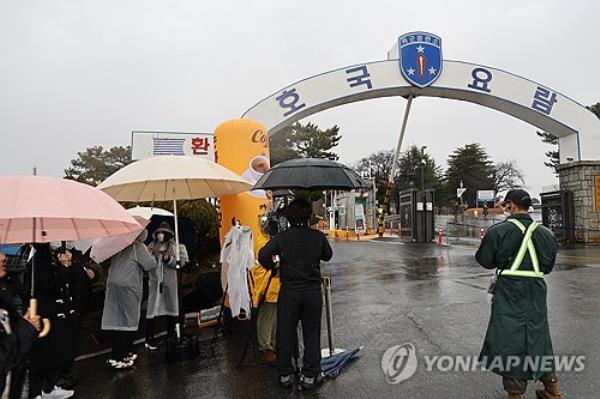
[258,199,333,390]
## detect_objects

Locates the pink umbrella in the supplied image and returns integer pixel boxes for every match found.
[0,176,141,244]
[0,176,142,337]
[90,216,149,263]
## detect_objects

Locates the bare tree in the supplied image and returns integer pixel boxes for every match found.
[492,160,525,196]
[353,150,393,179]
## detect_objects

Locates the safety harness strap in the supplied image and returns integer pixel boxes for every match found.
[498,219,544,279]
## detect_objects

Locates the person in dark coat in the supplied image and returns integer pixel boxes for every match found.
[476,189,562,399]
[0,251,41,399]
[25,244,79,399]
[258,199,333,391]
[56,244,97,388]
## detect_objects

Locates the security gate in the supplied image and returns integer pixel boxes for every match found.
[540,190,575,246]
[399,188,435,242]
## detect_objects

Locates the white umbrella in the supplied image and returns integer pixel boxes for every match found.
[98,156,252,340]
[90,216,150,263]
[98,156,251,202]
[127,206,175,220]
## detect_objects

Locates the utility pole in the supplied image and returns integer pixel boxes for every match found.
[368,160,377,232]
[420,146,427,242]
[378,95,415,237]
[420,145,427,193]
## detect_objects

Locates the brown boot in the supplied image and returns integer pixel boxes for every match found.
[535,382,563,399]
[259,350,277,366]
[507,394,523,399]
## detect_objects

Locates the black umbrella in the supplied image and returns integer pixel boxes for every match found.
[253,158,370,191]
[321,347,362,378]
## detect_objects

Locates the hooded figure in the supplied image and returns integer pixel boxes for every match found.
[220,224,254,319]
[101,230,157,369]
[101,230,156,331]
[145,222,188,347]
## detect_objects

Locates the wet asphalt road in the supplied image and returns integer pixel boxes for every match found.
[73,240,600,398]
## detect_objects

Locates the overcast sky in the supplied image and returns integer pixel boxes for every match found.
[2,0,599,197]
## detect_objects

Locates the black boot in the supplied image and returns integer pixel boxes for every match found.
[278,374,294,389]
[299,373,324,391]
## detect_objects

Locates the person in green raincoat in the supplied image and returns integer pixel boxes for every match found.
[476,189,562,399]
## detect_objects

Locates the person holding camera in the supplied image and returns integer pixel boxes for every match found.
[258,199,333,391]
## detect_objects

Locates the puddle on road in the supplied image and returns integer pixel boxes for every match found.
[404,257,446,281]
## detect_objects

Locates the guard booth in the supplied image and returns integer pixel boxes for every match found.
[540,190,575,247]
[398,188,435,242]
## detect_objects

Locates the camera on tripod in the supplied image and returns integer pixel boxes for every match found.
[260,194,293,237]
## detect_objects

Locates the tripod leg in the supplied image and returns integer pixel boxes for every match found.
[210,287,227,353]
[237,319,255,369]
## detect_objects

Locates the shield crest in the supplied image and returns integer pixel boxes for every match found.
[399,32,443,88]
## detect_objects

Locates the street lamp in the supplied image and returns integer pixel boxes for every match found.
[420,146,427,193]
[420,146,428,243]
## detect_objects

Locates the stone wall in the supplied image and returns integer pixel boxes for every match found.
[558,161,600,243]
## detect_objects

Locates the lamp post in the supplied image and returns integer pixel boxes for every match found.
[420,146,427,242]
[420,146,427,193]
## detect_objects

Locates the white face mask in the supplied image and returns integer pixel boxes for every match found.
[156,233,165,242]
[50,241,62,251]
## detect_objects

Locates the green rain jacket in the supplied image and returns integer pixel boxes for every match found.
[476,213,558,381]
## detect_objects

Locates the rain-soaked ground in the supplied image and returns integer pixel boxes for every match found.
[73,240,600,398]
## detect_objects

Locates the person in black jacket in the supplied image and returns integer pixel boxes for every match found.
[258,199,333,390]
[0,251,41,399]
[56,245,97,389]
[25,244,79,399]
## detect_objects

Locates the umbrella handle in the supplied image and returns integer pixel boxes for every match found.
[29,298,51,338]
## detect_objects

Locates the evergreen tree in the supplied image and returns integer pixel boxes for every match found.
[269,122,341,165]
[64,145,132,186]
[445,143,494,208]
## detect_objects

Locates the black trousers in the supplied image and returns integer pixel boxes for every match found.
[8,363,28,399]
[146,316,177,341]
[276,287,322,377]
[29,369,59,397]
[111,331,136,360]
[0,366,27,399]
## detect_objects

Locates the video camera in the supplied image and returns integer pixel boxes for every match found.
[260,194,292,237]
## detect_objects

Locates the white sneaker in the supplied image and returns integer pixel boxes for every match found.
[33,396,42,399]
[145,342,158,351]
[42,385,75,399]
[106,358,134,370]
